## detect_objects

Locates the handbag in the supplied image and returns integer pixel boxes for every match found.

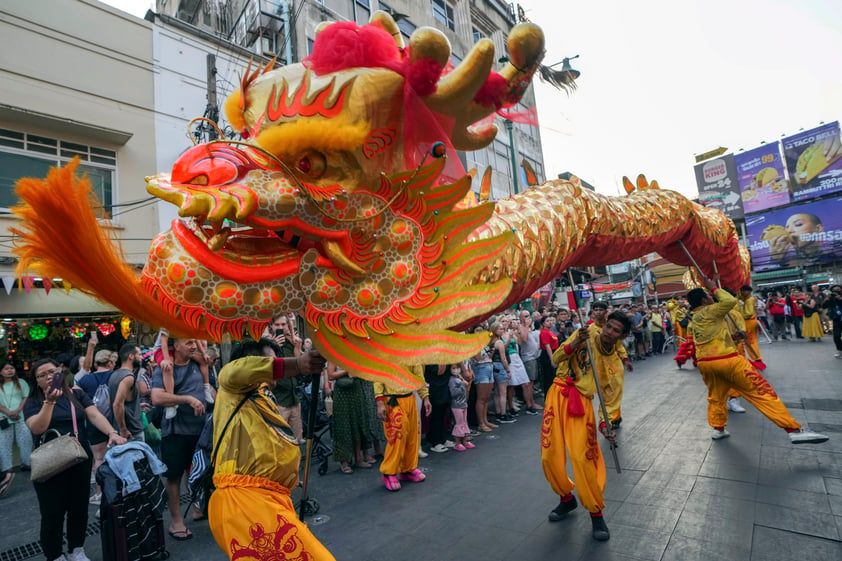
[30,400,89,483]
[333,375,355,390]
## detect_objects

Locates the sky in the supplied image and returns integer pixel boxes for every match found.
[105,0,842,199]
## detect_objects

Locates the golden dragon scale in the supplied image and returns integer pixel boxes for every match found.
[11,15,749,390]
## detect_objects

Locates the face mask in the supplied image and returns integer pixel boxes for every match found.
[452,369,462,375]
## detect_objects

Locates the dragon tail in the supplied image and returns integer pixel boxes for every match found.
[11,160,206,339]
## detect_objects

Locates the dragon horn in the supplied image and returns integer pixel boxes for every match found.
[369,10,405,48]
[423,23,545,151]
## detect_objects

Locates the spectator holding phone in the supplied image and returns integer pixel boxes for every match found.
[25,358,126,561]
[264,314,304,443]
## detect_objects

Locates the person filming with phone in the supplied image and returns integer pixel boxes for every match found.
[25,358,126,561]
[263,314,304,443]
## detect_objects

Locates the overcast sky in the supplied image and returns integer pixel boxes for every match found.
[105,0,842,199]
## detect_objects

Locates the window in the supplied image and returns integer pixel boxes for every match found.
[472,26,484,44]
[397,18,416,43]
[355,0,371,25]
[0,128,115,217]
[431,0,455,31]
[307,37,315,55]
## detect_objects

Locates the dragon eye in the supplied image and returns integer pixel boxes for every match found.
[297,151,326,178]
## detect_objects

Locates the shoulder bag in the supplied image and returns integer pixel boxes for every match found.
[30,399,89,482]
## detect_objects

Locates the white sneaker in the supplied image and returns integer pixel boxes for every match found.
[727,399,746,413]
[711,428,731,440]
[88,492,101,505]
[835,351,842,359]
[418,448,428,458]
[430,444,449,453]
[443,440,456,448]
[67,548,91,561]
[789,428,829,444]
[204,383,215,404]
[164,406,177,420]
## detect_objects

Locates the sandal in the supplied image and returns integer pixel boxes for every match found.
[0,472,13,498]
[355,460,374,469]
[340,463,353,474]
[168,529,193,541]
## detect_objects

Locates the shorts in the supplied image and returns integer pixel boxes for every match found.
[473,362,493,384]
[161,433,201,481]
[522,358,539,382]
[492,362,508,384]
[633,331,643,344]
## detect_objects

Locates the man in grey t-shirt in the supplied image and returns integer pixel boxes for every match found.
[151,338,208,540]
[110,343,144,441]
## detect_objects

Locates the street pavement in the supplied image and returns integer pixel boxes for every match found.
[2,337,842,561]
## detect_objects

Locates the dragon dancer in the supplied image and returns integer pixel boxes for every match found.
[687,276,828,444]
[374,379,431,492]
[541,312,631,541]
[208,340,335,561]
[587,302,633,429]
[738,285,766,370]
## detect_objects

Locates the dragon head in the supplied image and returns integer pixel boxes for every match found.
[142,13,546,389]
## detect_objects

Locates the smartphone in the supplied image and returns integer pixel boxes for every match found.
[48,370,64,393]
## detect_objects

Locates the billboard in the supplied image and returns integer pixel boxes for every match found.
[734,142,791,214]
[783,121,842,202]
[745,196,842,272]
[694,154,743,219]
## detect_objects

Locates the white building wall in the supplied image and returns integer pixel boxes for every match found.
[0,0,157,280]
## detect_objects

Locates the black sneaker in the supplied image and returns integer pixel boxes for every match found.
[548,496,578,521]
[525,408,540,416]
[497,414,517,424]
[591,515,610,541]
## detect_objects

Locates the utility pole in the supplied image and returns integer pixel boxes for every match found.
[206,53,219,141]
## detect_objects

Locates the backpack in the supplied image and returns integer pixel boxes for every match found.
[92,371,113,421]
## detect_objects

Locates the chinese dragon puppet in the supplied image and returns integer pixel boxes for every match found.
[12,13,749,390]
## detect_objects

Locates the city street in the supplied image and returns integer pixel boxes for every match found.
[2,337,842,561]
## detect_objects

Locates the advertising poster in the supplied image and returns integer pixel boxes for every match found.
[745,196,842,272]
[694,154,743,219]
[783,121,842,202]
[734,142,791,213]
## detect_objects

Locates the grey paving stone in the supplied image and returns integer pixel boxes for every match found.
[673,509,754,549]
[682,492,756,523]
[698,459,759,483]
[624,484,691,511]
[662,534,752,561]
[750,525,842,561]
[636,470,697,491]
[755,502,841,541]
[755,484,833,513]
[690,475,758,501]
[610,501,682,534]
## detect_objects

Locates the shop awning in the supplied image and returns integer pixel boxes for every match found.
[750,268,802,281]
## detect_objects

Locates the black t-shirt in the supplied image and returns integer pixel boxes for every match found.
[424,365,451,405]
[24,389,94,452]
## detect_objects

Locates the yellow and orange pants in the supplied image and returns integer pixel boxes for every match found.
[379,394,420,476]
[209,474,335,561]
[540,379,606,514]
[697,353,800,430]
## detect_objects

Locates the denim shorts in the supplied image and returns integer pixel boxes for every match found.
[492,361,508,384]
[474,362,493,384]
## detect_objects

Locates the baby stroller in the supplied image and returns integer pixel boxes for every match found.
[299,378,332,476]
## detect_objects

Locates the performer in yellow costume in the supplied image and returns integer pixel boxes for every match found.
[587,303,633,429]
[738,286,767,370]
[667,299,688,340]
[208,340,335,561]
[374,380,431,492]
[541,311,631,542]
[688,276,828,444]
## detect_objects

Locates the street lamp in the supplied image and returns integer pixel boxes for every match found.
[504,119,519,195]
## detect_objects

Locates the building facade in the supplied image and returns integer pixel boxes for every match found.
[155,0,548,200]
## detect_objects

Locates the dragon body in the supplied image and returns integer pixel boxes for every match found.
[12,14,749,389]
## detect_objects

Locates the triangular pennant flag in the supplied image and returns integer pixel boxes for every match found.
[1,275,13,295]
[42,278,53,295]
[62,279,72,295]
[22,276,35,295]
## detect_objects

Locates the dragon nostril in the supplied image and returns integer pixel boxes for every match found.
[188,175,209,186]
